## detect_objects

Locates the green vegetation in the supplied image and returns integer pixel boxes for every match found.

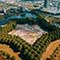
[0,7,60,60]
[0,20,16,33]
[36,14,57,32]
[0,20,60,60]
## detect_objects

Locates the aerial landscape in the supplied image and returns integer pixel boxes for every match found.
[0,0,60,60]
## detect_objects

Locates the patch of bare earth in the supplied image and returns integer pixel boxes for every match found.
[0,56,5,60]
[40,39,60,60]
[8,24,47,45]
[0,44,20,60]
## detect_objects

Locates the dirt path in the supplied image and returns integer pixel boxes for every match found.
[40,39,60,60]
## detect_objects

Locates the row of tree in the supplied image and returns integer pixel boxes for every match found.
[0,24,60,60]
[0,20,16,34]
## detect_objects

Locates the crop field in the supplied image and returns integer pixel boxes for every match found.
[0,2,60,60]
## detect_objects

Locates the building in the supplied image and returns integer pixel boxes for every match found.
[44,0,60,10]
[39,0,60,15]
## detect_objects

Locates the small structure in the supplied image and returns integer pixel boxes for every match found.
[41,0,60,15]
